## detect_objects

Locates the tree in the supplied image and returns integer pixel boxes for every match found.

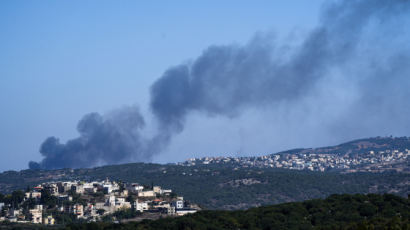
[170,192,178,199]
[10,190,24,208]
[41,189,57,208]
[0,206,7,217]
[22,198,36,212]
[97,209,105,215]
[118,181,125,192]
[126,195,135,203]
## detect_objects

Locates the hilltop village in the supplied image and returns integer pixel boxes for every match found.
[179,148,410,173]
[0,179,198,225]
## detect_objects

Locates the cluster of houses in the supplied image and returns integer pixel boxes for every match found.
[179,148,410,172]
[0,179,198,225]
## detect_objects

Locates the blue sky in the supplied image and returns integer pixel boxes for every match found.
[0,1,325,171]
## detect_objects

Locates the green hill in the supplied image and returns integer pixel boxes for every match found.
[1,136,408,210]
[79,193,410,230]
[3,193,406,230]
[277,136,410,157]
[1,163,408,210]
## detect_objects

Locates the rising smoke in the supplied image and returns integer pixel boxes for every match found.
[29,106,156,169]
[30,0,410,169]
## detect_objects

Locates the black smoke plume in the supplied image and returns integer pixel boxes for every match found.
[30,0,410,169]
[151,0,410,132]
[29,106,164,169]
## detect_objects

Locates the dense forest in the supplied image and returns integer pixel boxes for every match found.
[1,193,408,230]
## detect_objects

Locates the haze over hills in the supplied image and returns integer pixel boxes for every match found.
[1,137,409,210]
[179,136,409,173]
[23,0,410,171]
[1,0,410,227]
[278,136,410,156]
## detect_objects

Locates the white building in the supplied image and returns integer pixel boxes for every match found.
[114,197,131,209]
[176,209,197,216]
[120,190,129,197]
[29,205,43,224]
[44,184,59,196]
[71,184,85,194]
[161,189,172,195]
[43,215,55,225]
[72,204,84,218]
[133,200,149,212]
[25,191,42,200]
[153,186,161,194]
[62,182,75,193]
[116,197,125,204]
[138,190,155,197]
[83,183,97,193]
[167,206,176,215]
[127,184,144,193]
[172,199,184,210]
[103,184,113,194]
[107,195,116,206]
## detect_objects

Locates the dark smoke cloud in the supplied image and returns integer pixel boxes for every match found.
[30,0,410,169]
[29,106,157,169]
[151,0,410,133]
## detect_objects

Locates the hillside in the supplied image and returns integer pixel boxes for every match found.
[0,136,408,210]
[179,136,409,173]
[2,193,408,229]
[278,136,410,157]
[76,193,410,230]
[0,163,408,210]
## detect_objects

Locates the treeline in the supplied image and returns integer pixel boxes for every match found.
[78,164,409,209]
[1,163,409,210]
[65,193,410,229]
[0,193,408,229]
